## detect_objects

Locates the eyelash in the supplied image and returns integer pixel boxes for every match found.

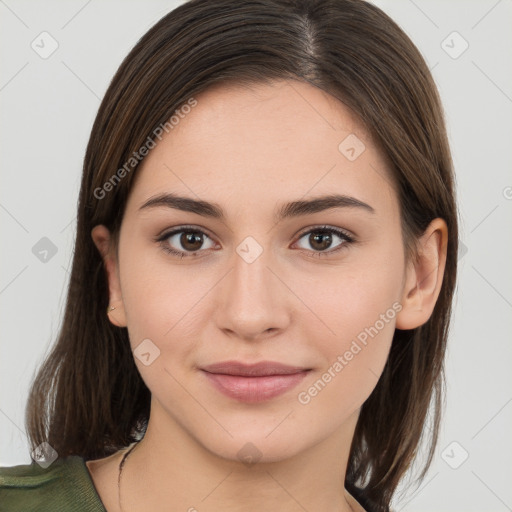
[155,224,355,260]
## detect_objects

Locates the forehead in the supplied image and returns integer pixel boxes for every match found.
[126,79,398,221]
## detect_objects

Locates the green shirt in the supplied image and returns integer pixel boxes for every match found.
[0,456,107,511]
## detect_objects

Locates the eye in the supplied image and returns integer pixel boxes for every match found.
[156,224,355,259]
[156,226,216,259]
[293,225,354,258]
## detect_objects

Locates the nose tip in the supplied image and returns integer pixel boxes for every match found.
[213,251,291,341]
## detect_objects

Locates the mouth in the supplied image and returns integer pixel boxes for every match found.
[200,360,312,403]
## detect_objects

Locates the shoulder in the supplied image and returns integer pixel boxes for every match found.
[0,455,107,511]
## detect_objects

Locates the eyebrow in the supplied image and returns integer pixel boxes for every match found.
[138,192,376,221]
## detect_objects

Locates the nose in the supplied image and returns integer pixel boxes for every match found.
[213,241,292,341]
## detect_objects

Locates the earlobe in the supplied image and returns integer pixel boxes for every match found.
[395,218,448,330]
[91,225,127,328]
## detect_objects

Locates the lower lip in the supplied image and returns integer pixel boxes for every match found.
[201,370,310,403]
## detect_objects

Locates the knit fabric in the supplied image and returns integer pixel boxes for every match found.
[0,456,107,512]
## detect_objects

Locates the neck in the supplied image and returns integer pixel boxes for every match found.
[117,398,361,512]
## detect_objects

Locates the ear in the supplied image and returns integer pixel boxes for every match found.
[91,225,127,328]
[395,218,448,330]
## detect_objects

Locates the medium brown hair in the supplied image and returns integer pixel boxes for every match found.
[25,1,459,510]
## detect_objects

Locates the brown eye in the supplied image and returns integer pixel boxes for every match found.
[157,226,215,258]
[294,226,354,258]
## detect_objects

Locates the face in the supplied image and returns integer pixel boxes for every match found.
[94,79,416,462]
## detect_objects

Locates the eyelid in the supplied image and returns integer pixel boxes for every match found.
[156,224,215,241]
[293,224,354,241]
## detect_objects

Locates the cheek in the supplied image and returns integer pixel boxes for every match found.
[295,290,397,421]
[293,254,402,411]
[118,257,204,404]
[118,242,215,373]
[296,245,403,336]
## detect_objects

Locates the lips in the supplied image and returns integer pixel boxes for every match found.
[200,360,311,402]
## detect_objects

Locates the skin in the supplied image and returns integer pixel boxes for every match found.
[88,79,448,512]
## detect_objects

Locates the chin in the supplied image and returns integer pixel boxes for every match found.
[195,424,317,466]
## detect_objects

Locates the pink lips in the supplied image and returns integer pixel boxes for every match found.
[200,360,311,403]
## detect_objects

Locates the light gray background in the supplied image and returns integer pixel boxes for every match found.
[1,1,511,511]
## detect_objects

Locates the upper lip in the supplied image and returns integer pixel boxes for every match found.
[201,360,311,377]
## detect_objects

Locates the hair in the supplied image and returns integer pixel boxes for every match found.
[25,1,459,510]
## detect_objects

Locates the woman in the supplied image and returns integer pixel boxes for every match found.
[0,1,458,511]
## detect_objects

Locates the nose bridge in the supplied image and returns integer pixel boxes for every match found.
[215,233,290,337]
[231,234,279,302]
